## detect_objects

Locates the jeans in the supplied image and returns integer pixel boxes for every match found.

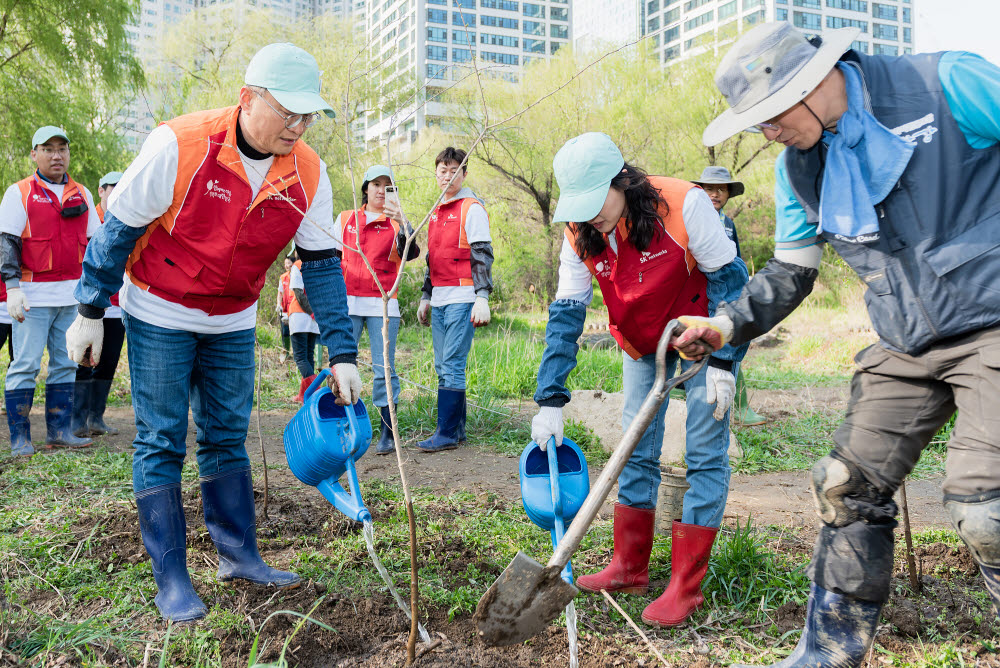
[75,317,125,382]
[618,350,737,528]
[123,312,254,492]
[430,302,475,390]
[6,304,78,390]
[351,315,400,407]
[290,332,318,378]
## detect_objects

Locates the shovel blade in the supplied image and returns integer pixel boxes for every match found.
[474,551,579,647]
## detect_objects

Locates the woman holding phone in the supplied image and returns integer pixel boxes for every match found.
[337,165,419,454]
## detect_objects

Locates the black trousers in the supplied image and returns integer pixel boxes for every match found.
[75,317,126,382]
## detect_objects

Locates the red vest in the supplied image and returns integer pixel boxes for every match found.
[565,177,708,360]
[96,204,121,307]
[340,207,402,298]
[126,106,322,315]
[286,260,312,318]
[16,174,89,282]
[427,197,480,287]
[279,270,291,314]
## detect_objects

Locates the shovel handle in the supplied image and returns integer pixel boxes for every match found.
[546,319,706,571]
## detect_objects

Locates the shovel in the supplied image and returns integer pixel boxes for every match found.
[474,319,706,646]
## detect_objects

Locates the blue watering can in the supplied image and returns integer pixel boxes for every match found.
[284,368,373,523]
[519,437,590,584]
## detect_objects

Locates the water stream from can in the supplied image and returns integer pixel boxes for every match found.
[362,520,431,644]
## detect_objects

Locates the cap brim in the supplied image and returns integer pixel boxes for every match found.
[553,181,612,224]
[34,132,69,146]
[702,28,859,146]
[691,180,744,197]
[270,89,336,118]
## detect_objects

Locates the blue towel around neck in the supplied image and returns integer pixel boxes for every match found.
[818,62,915,242]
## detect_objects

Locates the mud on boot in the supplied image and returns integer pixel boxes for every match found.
[44,383,92,448]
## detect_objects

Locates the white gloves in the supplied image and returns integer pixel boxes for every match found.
[331,362,363,405]
[706,366,736,421]
[417,299,431,327]
[674,314,735,360]
[6,287,29,322]
[470,296,490,327]
[66,314,105,366]
[531,406,563,450]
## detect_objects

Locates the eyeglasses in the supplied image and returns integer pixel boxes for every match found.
[252,88,320,130]
[37,146,69,156]
[753,122,780,132]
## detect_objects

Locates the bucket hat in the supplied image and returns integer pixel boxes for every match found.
[691,166,744,197]
[245,43,335,117]
[552,133,625,223]
[703,22,859,146]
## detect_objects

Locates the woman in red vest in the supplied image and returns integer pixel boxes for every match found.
[339,165,418,455]
[277,256,293,362]
[531,133,749,628]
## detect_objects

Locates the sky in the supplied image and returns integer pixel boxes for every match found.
[915,0,1000,64]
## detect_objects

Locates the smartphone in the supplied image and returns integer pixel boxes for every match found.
[384,185,400,208]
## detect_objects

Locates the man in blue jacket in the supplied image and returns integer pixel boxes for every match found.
[675,22,1000,668]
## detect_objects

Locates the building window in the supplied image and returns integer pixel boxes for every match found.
[427,0,446,4]
[827,16,867,32]
[792,0,819,7]
[664,45,680,61]
[776,7,787,20]
[872,43,898,56]
[792,10,820,30]
[522,2,544,18]
[664,7,679,22]
[453,11,476,26]
[523,37,545,53]
[744,9,765,24]
[427,8,447,23]
[427,26,448,42]
[454,29,476,44]
[482,50,519,64]
[663,25,679,43]
[480,0,518,9]
[550,23,568,39]
[648,0,659,12]
[550,6,567,20]
[872,3,897,20]
[902,7,910,23]
[718,0,736,20]
[872,23,897,40]
[452,48,473,62]
[652,34,661,47]
[427,45,448,60]
[826,0,865,10]
[684,0,711,10]
[523,19,544,35]
[550,41,563,55]
[684,9,713,30]
[851,40,868,53]
[481,14,518,28]
[427,64,447,79]
[903,26,911,43]
[742,0,761,8]
[648,16,660,31]
[481,32,516,46]
[453,0,475,7]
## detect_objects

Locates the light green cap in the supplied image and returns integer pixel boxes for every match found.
[99,171,124,188]
[362,165,394,185]
[552,133,625,223]
[245,43,335,118]
[32,126,69,148]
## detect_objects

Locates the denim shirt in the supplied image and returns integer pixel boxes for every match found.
[534,256,750,408]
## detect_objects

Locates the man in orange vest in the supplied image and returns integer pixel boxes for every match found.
[65,43,362,622]
[415,147,493,453]
[72,171,126,439]
[0,126,100,456]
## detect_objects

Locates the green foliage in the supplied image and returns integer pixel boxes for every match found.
[0,0,144,188]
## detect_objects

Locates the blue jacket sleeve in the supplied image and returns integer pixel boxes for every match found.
[533,298,587,408]
[74,211,147,314]
[704,255,750,364]
[939,51,1000,150]
[301,256,358,366]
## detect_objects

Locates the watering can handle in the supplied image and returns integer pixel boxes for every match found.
[545,437,563,520]
[304,368,332,401]
[343,398,360,456]
[546,320,706,572]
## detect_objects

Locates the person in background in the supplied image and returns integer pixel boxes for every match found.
[73,171,126,437]
[690,166,766,427]
[66,43,361,622]
[277,256,293,363]
[287,250,322,402]
[415,147,493,453]
[340,165,419,454]
[1,126,99,455]
[0,280,9,416]
[532,132,749,628]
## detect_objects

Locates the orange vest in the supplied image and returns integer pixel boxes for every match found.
[427,197,480,287]
[286,260,312,318]
[125,106,322,315]
[340,207,402,298]
[565,177,708,360]
[16,174,89,282]
[279,270,291,314]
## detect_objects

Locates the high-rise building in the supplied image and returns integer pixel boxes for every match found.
[573,0,640,52]
[363,0,572,148]
[640,0,914,65]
